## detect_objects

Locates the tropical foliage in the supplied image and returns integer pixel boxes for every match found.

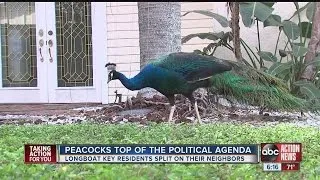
[182,2,320,103]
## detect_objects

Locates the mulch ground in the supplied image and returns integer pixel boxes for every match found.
[0,93,308,126]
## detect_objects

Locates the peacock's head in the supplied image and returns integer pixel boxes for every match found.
[107,70,122,83]
[105,63,118,83]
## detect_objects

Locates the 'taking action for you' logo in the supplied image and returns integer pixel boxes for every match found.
[261,144,279,162]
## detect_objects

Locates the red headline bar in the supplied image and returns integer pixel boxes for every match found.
[281,163,300,171]
[261,143,302,163]
[277,143,302,163]
[24,144,57,164]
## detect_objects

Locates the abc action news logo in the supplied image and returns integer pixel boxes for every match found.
[260,143,302,162]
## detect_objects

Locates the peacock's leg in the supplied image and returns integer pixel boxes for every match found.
[167,95,176,124]
[185,94,202,124]
[194,101,202,124]
[168,105,176,123]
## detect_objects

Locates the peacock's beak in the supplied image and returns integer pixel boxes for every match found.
[107,78,111,84]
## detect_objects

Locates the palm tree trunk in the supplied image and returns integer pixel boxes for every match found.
[138,2,181,68]
[137,2,181,98]
[301,2,320,81]
[229,2,244,63]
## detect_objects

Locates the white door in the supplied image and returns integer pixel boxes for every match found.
[0,2,107,103]
[0,2,48,103]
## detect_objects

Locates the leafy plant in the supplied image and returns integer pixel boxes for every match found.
[258,2,318,100]
[182,2,278,69]
[182,2,320,103]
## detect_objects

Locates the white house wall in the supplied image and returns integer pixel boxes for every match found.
[106,2,140,103]
[106,2,308,103]
[181,2,216,53]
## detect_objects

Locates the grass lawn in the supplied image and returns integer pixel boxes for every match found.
[0,122,319,179]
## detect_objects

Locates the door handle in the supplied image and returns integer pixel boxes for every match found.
[39,48,44,62]
[48,40,53,63]
[39,39,44,62]
[48,47,53,63]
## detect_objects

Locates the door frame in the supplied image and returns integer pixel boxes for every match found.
[45,2,108,103]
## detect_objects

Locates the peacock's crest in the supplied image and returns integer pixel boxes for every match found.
[105,63,117,72]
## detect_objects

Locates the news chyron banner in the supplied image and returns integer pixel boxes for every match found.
[261,143,302,172]
[24,144,259,164]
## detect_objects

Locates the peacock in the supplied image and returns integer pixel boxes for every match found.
[209,60,306,112]
[106,52,232,124]
[106,52,307,124]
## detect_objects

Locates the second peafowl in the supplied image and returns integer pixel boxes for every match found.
[106,52,307,124]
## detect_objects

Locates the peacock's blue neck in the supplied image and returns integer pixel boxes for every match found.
[116,71,146,91]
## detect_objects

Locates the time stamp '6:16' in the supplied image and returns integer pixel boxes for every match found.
[263,163,281,172]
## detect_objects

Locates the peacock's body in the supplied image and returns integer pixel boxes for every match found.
[106,52,232,123]
[106,52,307,124]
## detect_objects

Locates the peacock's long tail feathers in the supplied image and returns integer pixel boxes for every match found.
[209,61,307,111]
